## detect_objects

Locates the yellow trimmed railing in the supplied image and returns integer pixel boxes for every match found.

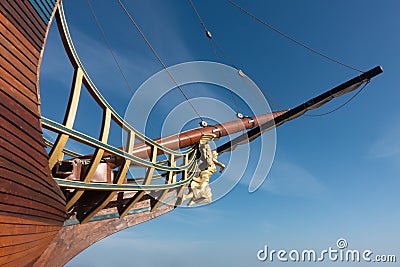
[41,2,196,223]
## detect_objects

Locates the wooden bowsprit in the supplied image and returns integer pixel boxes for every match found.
[217,66,383,154]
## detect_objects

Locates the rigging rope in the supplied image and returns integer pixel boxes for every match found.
[188,0,286,113]
[87,0,131,94]
[189,0,242,116]
[188,0,208,33]
[212,38,239,70]
[225,0,365,73]
[188,0,237,70]
[188,0,244,116]
[87,0,158,136]
[117,0,205,122]
[208,35,241,114]
[305,80,370,117]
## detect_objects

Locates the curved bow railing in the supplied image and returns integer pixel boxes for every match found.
[41,2,196,223]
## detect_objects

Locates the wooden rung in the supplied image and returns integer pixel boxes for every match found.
[119,191,145,218]
[150,189,169,211]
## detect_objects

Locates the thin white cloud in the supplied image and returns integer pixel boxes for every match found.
[260,160,328,199]
[68,25,158,90]
[41,3,203,120]
[171,205,225,225]
[40,23,75,87]
[215,154,328,199]
[369,124,400,159]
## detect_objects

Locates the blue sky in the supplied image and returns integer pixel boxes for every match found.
[39,0,400,266]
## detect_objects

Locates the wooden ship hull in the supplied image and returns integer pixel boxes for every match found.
[0,1,178,266]
[0,1,383,266]
[0,3,285,265]
[0,1,66,265]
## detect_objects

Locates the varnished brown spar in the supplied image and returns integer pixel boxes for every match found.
[0,0,384,266]
[84,110,289,164]
[0,1,288,265]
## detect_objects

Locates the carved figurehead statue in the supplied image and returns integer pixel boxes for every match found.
[182,134,225,206]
